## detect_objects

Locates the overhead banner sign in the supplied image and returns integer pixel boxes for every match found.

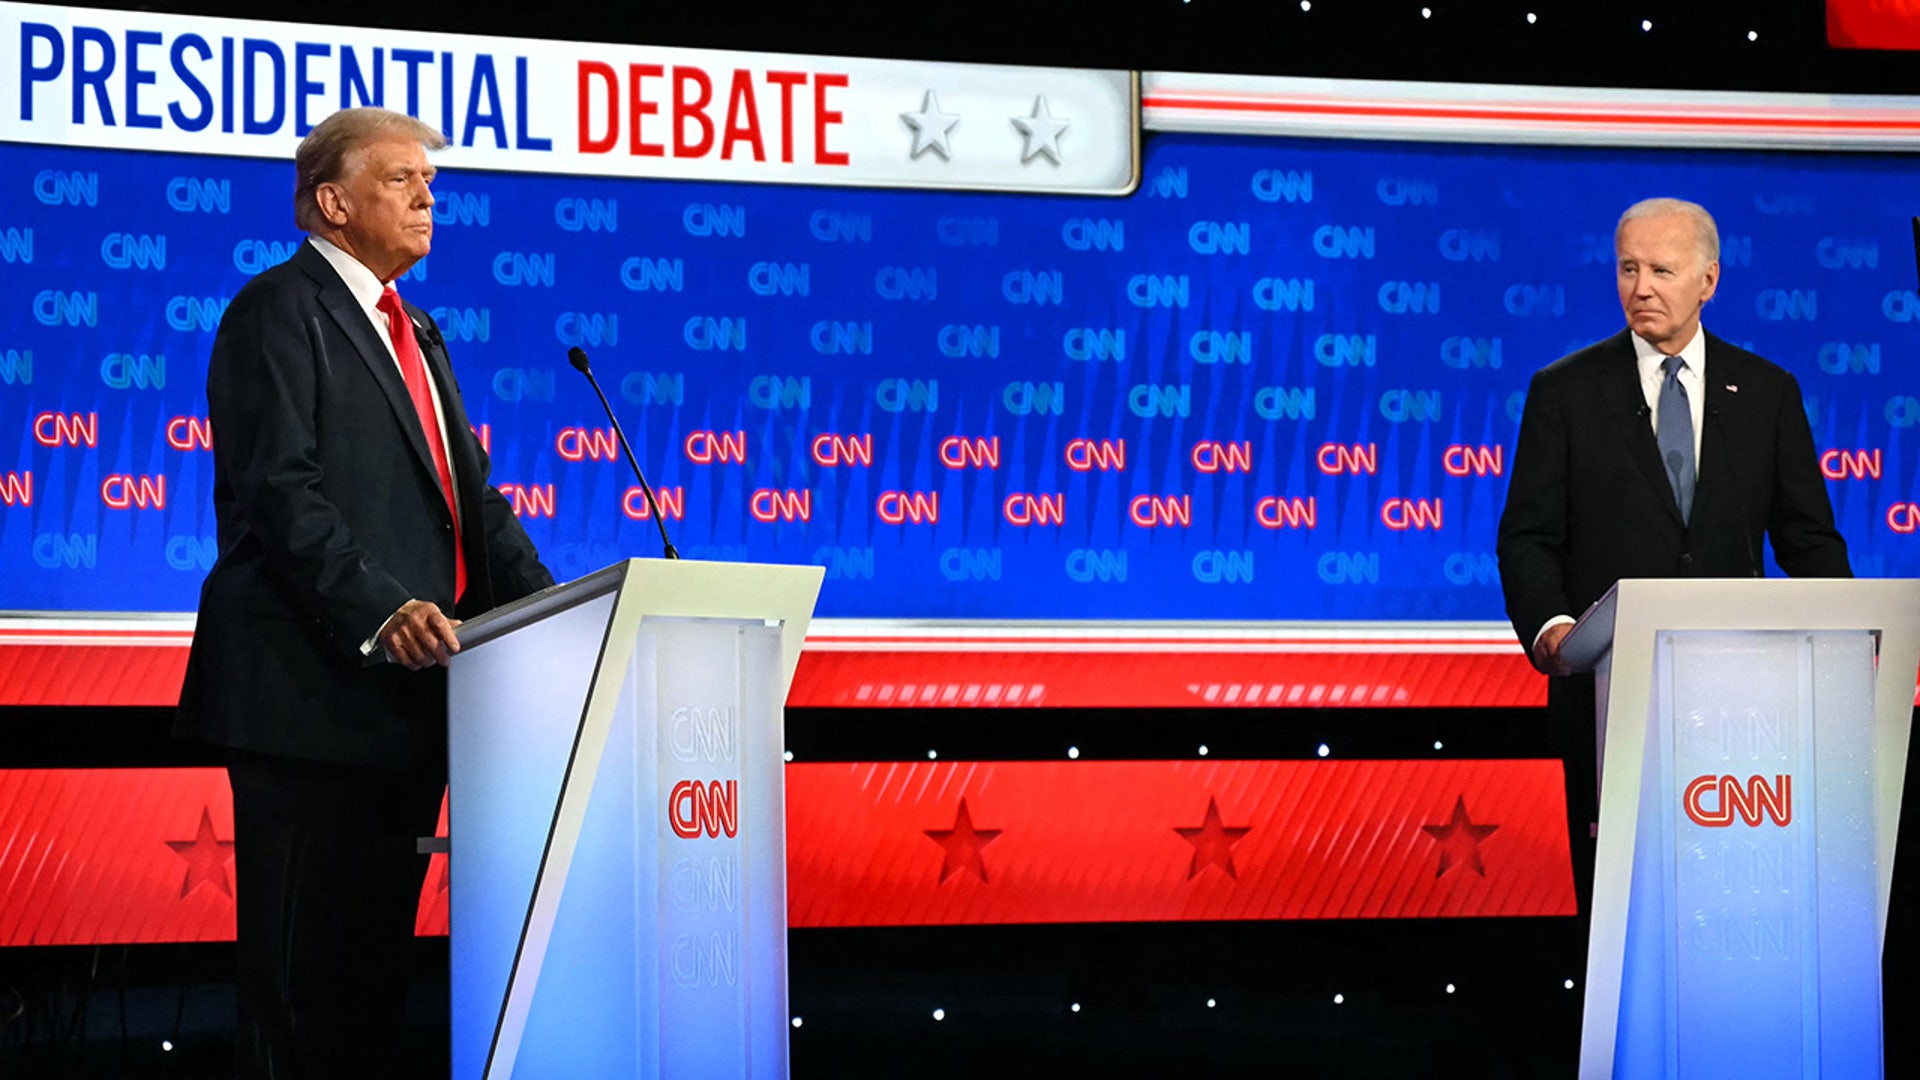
[0,1,1137,193]
[1145,71,1920,152]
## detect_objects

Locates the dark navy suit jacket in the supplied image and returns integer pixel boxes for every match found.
[177,241,553,769]
[1497,329,1851,656]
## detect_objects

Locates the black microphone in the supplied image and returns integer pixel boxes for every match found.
[416,319,446,358]
[1707,407,1760,578]
[568,346,679,560]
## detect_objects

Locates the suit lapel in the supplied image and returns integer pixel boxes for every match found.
[1597,330,1686,528]
[294,244,442,490]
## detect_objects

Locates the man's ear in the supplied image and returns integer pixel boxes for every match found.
[315,182,350,228]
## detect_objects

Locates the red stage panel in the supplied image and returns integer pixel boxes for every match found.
[0,768,454,944]
[0,768,237,945]
[0,761,1572,945]
[787,760,1575,926]
[0,641,192,706]
[1829,0,1920,49]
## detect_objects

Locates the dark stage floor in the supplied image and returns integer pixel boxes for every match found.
[3,918,1591,1078]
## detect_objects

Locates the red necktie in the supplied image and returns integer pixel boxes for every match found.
[378,286,465,600]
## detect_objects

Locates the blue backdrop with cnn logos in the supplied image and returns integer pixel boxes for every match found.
[0,133,1912,620]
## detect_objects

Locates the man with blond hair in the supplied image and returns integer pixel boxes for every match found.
[177,107,553,1076]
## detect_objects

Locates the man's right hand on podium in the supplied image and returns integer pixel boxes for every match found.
[1533,621,1574,676]
[378,599,463,670]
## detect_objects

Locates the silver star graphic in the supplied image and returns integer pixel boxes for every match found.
[1011,95,1069,165]
[901,90,959,161]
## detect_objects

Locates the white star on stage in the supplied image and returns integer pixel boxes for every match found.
[1011,95,1069,165]
[901,90,960,160]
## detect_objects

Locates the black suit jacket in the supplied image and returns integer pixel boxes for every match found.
[1497,329,1850,657]
[176,242,554,769]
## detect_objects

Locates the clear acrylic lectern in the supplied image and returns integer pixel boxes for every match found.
[1560,578,1920,1079]
[444,559,823,1079]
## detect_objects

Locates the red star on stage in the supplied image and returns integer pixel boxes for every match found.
[1175,796,1252,881]
[924,798,1002,883]
[164,806,236,899]
[1420,795,1500,878]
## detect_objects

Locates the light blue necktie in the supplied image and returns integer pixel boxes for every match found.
[1657,355,1695,523]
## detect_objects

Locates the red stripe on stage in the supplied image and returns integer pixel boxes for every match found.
[784,649,1548,707]
[1141,93,1920,132]
[0,639,1549,708]
[786,760,1575,927]
[0,762,1572,944]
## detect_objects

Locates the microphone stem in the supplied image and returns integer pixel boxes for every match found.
[582,369,678,560]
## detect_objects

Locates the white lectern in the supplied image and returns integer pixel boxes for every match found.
[444,559,823,1079]
[1561,578,1920,1079]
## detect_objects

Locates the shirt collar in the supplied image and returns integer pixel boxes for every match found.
[307,235,391,313]
[1631,326,1708,381]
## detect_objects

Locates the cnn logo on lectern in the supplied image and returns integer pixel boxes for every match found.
[1683,774,1793,828]
[669,779,740,839]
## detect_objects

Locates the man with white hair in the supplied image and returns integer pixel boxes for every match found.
[177,107,554,1076]
[1496,196,1849,926]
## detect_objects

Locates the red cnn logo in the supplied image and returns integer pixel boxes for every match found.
[1003,492,1064,526]
[1191,440,1253,473]
[938,436,1000,469]
[750,488,812,522]
[811,433,873,467]
[497,483,556,518]
[0,471,31,507]
[1255,496,1316,529]
[1441,444,1502,477]
[669,779,739,839]
[623,486,685,520]
[877,490,939,524]
[1683,774,1792,828]
[1129,494,1192,527]
[1380,497,1443,530]
[101,474,166,509]
[555,426,620,461]
[1063,438,1126,472]
[166,416,214,451]
[1317,442,1377,475]
[686,429,748,464]
[33,411,99,447]
[1820,448,1881,481]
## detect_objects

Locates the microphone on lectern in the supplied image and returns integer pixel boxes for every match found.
[567,346,679,560]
